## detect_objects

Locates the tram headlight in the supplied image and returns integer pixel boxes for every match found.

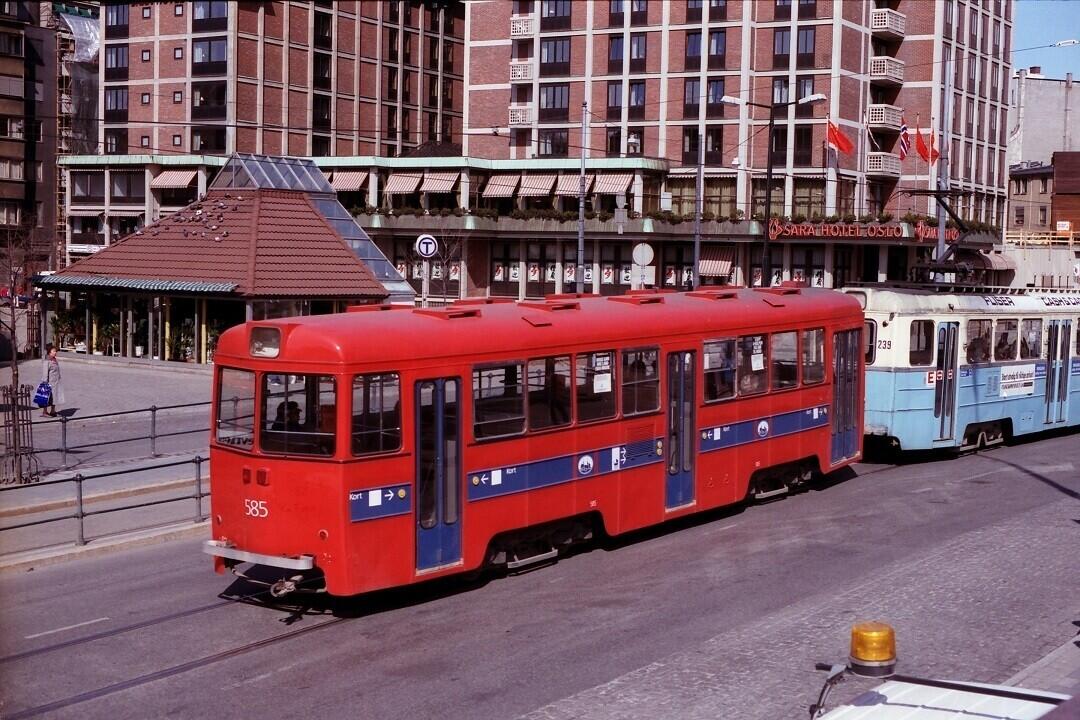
[848,621,896,677]
[250,327,280,358]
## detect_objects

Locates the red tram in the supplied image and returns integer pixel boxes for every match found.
[205,287,864,596]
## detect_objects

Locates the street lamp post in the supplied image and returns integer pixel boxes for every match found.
[721,92,826,286]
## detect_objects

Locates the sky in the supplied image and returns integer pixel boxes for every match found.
[1012,0,1080,78]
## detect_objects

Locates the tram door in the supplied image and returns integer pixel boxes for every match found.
[665,351,696,510]
[1045,320,1072,424]
[932,322,960,442]
[415,378,462,572]
[831,329,861,464]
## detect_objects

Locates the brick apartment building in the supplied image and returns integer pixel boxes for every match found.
[62,0,1014,302]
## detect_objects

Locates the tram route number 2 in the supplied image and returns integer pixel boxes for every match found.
[244,499,269,517]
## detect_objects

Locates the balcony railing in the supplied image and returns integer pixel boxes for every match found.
[508,105,532,126]
[510,16,535,37]
[869,56,905,86]
[866,151,902,177]
[510,59,534,81]
[866,103,903,131]
[870,8,906,39]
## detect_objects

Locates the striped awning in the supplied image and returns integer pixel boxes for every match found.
[593,173,633,195]
[482,174,520,198]
[554,174,594,196]
[331,171,368,192]
[518,174,557,197]
[383,172,423,194]
[699,246,735,278]
[420,171,459,194]
[150,169,197,189]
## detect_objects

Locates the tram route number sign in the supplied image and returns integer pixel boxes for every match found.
[415,234,439,259]
[924,369,954,385]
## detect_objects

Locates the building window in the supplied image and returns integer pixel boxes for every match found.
[193,126,227,153]
[609,0,625,25]
[1039,177,1048,194]
[192,80,227,119]
[704,126,722,163]
[172,134,183,146]
[175,4,184,16]
[313,52,332,90]
[628,80,645,119]
[773,28,790,69]
[629,33,646,71]
[140,92,151,105]
[141,49,151,62]
[630,0,648,25]
[141,135,150,147]
[687,0,702,23]
[770,125,788,165]
[174,46,183,60]
[706,78,724,117]
[626,128,643,155]
[539,38,570,76]
[192,38,227,75]
[682,127,699,164]
[173,90,183,103]
[105,44,129,80]
[796,27,815,68]
[192,1,228,31]
[538,83,569,122]
[314,12,333,50]
[104,129,128,155]
[793,125,813,166]
[105,4,129,37]
[104,87,129,122]
[707,29,725,69]
[0,116,23,139]
[607,80,623,120]
[1038,206,1047,226]
[795,75,814,116]
[606,127,622,156]
[685,30,701,70]
[608,34,623,73]
[142,6,151,18]
[540,0,571,31]
[683,78,700,118]
[772,77,789,107]
[111,172,145,202]
[539,129,569,157]
[1013,206,1024,225]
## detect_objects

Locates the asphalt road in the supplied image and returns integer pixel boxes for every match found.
[0,432,1077,720]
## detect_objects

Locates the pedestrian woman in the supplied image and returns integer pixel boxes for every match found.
[41,343,63,417]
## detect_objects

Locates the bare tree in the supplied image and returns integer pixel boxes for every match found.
[2,215,41,483]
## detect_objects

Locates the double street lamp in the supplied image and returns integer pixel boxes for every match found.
[720,92,827,286]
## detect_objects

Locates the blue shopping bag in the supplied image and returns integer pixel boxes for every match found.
[33,382,52,408]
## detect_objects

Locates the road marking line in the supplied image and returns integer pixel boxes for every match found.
[24,616,110,639]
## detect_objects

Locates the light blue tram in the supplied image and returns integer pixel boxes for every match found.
[845,286,1080,451]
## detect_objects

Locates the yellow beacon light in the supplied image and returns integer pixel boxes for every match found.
[849,621,897,677]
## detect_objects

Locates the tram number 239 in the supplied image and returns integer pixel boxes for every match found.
[876,339,892,350]
[244,499,269,518]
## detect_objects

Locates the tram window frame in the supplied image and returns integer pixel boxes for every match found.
[527,355,573,431]
[1076,321,1080,355]
[801,328,826,385]
[909,320,935,366]
[771,331,799,391]
[351,373,402,456]
[1019,318,1042,359]
[703,338,736,402]
[737,334,768,396]
[993,318,1018,361]
[472,362,527,440]
[863,320,876,365]
[965,319,992,364]
[259,374,337,456]
[576,350,617,423]
[621,347,660,416]
[215,367,256,449]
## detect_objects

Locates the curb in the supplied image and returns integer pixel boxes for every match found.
[54,352,213,376]
[0,520,210,573]
[0,477,207,519]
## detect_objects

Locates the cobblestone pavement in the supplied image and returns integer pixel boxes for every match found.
[520,497,1079,720]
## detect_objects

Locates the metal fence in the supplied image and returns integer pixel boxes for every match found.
[1,384,39,484]
[0,455,209,552]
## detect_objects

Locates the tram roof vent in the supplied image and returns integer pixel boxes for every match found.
[518,300,581,312]
[753,287,802,296]
[608,295,665,306]
[522,316,553,328]
[687,290,739,301]
[453,297,515,306]
[346,304,408,313]
[414,307,482,320]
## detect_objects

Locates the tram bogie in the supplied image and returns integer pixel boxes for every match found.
[206,288,864,597]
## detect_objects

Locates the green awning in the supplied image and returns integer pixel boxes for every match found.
[34,275,238,294]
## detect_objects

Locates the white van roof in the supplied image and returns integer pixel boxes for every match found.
[818,679,1068,719]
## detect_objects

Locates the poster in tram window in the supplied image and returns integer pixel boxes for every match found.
[449,261,461,281]
[509,263,521,282]
[620,264,634,284]
[584,265,593,283]
[664,266,677,286]
[493,263,506,282]
[528,262,541,282]
[411,261,424,279]
[602,263,615,285]
[564,264,575,283]
[545,263,557,282]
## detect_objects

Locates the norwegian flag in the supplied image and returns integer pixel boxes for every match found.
[898,116,911,161]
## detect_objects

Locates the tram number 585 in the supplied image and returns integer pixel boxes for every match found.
[244,499,269,518]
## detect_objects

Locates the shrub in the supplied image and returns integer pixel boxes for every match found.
[790,213,807,224]
[858,213,876,223]
[877,212,893,223]
[841,214,856,223]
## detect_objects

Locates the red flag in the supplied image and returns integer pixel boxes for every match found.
[827,118,854,155]
[928,127,940,163]
[916,121,940,164]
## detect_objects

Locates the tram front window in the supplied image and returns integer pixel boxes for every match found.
[216,368,255,449]
[260,374,337,456]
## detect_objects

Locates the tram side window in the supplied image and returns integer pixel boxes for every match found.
[801,328,825,384]
[1020,318,1042,359]
[621,348,659,415]
[216,368,255,448]
[527,355,572,430]
[771,331,798,390]
[909,320,935,366]
[703,339,736,402]
[864,321,876,365]
[966,320,992,364]
[576,350,617,422]
[737,334,768,395]
[261,374,337,456]
[473,363,526,439]
[993,319,1018,361]
[351,373,401,456]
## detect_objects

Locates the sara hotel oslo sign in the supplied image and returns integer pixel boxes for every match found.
[767,219,962,242]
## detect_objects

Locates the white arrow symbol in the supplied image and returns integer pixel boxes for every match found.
[384,490,394,501]
[480,474,489,484]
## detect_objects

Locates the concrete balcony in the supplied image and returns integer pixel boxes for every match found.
[508,105,533,126]
[510,16,535,37]
[869,56,905,86]
[866,103,903,132]
[866,151,902,177]
[870,8,906,39]
[510,59,534,82]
